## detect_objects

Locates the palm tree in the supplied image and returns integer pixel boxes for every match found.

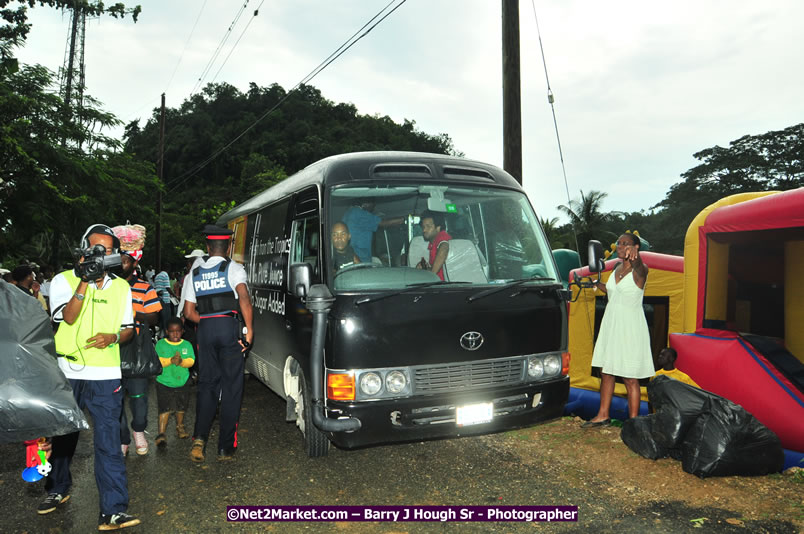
[557,190,610,262]
[538,216,561,245]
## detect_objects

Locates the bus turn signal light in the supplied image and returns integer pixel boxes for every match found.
[562,352,571,376]
[327,373,355,401]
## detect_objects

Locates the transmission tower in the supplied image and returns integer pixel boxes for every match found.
[58,7,87,144]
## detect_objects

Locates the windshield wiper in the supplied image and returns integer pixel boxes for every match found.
[355,281,470,306]
[467,276,556,303]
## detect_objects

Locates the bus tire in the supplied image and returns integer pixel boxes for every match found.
[299,369,330,458]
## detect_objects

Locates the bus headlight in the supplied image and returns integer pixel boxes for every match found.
[544,354,562,376]
[359,372,383,396]
[385,370,407,394]
[527,356,544,379]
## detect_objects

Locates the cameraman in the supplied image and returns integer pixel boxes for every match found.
[43,224,140,530]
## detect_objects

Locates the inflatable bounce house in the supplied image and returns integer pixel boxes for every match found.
[563,189,804,469]
[671,189,804,469]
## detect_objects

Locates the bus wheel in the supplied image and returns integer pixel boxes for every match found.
[297,369,330,458]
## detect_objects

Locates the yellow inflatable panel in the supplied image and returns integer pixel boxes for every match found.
[568,254,684,402]
[785,241,804,363]
[682,192,778,333]
[704,240,729,322]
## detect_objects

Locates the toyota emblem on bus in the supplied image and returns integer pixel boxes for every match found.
[460,332,484,351]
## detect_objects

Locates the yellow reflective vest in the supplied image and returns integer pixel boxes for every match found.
[54,271,130,370]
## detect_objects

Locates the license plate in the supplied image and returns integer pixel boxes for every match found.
[456,402,493,426]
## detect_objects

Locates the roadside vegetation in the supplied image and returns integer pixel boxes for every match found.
[2,1,802,269]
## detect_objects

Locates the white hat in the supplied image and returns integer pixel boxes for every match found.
[184,249,205,259]
[0,268,9,275]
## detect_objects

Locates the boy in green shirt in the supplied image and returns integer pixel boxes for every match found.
[154,318,195,445]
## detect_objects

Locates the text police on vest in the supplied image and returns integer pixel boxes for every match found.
[195,277,227,291]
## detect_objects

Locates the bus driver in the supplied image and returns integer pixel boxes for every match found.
[331,222,360,271]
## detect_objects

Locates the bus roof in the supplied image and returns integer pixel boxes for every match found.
[218,151,522,224]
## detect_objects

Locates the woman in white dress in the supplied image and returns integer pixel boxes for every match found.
[582,233,653,426]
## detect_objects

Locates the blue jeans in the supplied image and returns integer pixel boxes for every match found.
[120,377,149,444]
[159,302,173,332]
[46,379,129,515]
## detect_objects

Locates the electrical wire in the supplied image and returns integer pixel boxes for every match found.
[165,0,407,194]
[113,1,209,128]
[530,2,600,339]
[530,1,582,261]
[190,0,251,96]
[154,0,253,171]
[118,96,163,128]
[164,0,209,94]
[210,0,266,84]
[151,0,247,169]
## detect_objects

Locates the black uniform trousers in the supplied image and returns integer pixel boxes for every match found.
[193,315,244,451]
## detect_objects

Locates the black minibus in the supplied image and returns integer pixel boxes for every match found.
[219,151,569,456]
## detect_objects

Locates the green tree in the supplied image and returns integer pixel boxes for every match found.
[538,216,560,246]
[652,123,804,252]
[121,81,459,268]
[557,190,616,262]
[0,0,145,267]
[0,62,159,265]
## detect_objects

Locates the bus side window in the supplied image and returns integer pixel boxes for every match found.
[291,217,321,283]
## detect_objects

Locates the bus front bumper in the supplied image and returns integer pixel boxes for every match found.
[322,377,569,449]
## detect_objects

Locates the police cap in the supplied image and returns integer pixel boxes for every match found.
[203,225,233,240]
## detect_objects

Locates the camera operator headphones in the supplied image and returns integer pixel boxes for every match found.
[80,224,121,253]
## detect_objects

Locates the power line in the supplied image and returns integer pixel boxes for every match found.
[115,1,208,127]
[530,1,570,208]
[151,0,246,167]
[210,0,266,84]
[164,0,209,94]
[529,2,591,335]
[530,1,581,255]
[165,0,407,194]
[190,0,251,96]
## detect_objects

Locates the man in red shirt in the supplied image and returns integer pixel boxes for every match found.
[417,210,451,280]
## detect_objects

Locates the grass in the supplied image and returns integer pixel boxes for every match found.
[790,469,804,484]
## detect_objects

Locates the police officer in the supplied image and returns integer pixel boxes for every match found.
[183,225,254,462]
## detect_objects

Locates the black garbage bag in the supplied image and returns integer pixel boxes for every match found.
[648,375,709,448]
[627,375,785,478]
[0,282,89,443]
[681,396,784,478]
[620,414,668,460]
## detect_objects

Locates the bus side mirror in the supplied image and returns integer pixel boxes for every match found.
[587,240,605,272]
[290,263,312,298]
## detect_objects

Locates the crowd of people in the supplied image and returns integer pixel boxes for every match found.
[2,222,253,531]
[4,220,703,530]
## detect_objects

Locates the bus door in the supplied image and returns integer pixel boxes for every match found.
[287,187,321,354]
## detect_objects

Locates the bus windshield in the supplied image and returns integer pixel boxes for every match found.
[327,184,557,291]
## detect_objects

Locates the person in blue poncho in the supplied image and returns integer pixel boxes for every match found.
[342,199,404,263]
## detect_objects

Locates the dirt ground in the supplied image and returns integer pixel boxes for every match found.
[499,416,804,530]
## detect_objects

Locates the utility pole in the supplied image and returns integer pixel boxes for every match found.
[156,93,165,270]
[502,0,522,185]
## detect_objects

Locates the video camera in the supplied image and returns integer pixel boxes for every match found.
[73,244,121,281]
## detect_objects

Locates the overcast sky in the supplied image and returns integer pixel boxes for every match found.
[17,0,804,222]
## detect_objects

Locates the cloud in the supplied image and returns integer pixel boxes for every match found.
[15,0,804,224]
